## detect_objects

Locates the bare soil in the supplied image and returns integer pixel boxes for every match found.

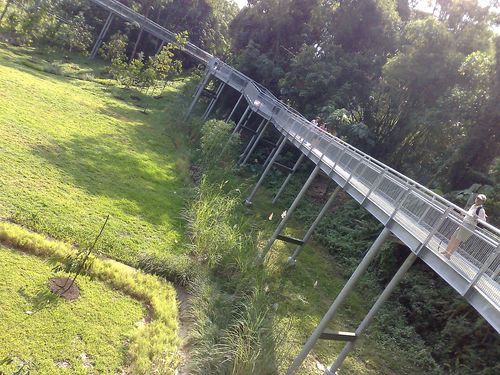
[49,277,80,300]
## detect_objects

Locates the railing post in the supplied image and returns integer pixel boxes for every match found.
[416,207,453,255]
[286,228,391,375]
[245,136,287,205]
[90,12,114,59]
[363,167,387,201]
[465,244,500,294]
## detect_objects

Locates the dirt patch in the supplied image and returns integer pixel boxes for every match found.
[80,352,93,369]
[49,277,80,300]
[189,164,202,185]
[175,285,193,375]
[55,360,71,369]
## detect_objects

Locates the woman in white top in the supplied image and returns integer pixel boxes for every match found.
[442,194,487,259]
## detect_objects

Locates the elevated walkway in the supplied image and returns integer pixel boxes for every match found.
[194,58,500,333]
[87,0,500,371]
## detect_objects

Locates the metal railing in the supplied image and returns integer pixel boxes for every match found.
[89,0,213,63]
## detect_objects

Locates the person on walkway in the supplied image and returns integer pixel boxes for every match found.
[442,194,487,259]
[311,116,321,127]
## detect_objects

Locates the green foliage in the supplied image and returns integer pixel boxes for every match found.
[100,32,128,62]
[101,32,186,91]
[161,0,238,57]
[187,179,244,267]
[55,13,93,53]
[137,251,197,287]
[199,119,241,171]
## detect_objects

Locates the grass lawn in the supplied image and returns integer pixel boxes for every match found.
[0,245,145,374]
[0,43,193,264]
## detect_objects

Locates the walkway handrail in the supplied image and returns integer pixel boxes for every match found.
[90,0,213,63]
[215,57,500,240]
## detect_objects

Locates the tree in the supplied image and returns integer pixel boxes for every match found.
[53,215,110,295]
[161,0,238,57]
[0,0,14,24]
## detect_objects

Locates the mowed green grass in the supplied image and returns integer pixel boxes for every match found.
[0,245,144,374]
[0,44,192,263]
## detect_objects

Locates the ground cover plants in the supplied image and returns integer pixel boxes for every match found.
[0,43,187,374]
[0,243,144,374]
[0,221,180,374]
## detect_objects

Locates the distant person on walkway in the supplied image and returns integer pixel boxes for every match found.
[311,116,321,127]
[442,194,487,259]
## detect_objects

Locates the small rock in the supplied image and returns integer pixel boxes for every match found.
[25,311,33,315]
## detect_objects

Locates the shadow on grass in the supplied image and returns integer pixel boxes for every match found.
[29,76,203,229]
[18,286,61,312]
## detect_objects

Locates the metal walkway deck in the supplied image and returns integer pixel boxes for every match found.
[87,0,500,370]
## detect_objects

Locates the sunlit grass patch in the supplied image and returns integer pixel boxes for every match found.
[0,44,192,265]
[0,245,144,374]
[0,220,181,374]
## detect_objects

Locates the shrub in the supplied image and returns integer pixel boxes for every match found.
[200,119,241,171]
[186,178,242,266]
[137,251,197,287]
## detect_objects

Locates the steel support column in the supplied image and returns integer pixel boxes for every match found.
[238,118,266,164]
[239,119,271,166]
[286,227,391,375]
[185,69,212,120]
[271,153,306,204]
[90,12,114,59]
[261,135,285,171]
[226,93,244,123]
[325,252,417,374]
[156,40,165,54]
[202,81,225,120]
[261,165,321,259]
[245,137,287,205]
[288,186,341,264]
[233,105,251,134]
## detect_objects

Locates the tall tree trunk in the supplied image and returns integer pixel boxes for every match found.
[0,0,14,23]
